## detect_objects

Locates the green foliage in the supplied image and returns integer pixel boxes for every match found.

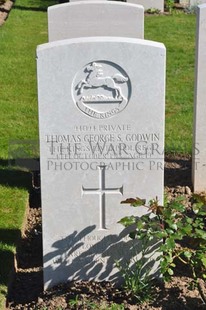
[68,295,80,308]
[116,240,153,304]
[119,194,206,303]
[39,307,63,310]
[146,7,161,14]
[107,304,125,310]
[165,0,174,13]
[68,296,124,310]
[184,5,198,14]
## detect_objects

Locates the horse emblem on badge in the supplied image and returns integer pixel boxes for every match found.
[72,61,131,119]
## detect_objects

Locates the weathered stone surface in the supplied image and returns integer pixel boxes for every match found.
[37,36,165,289]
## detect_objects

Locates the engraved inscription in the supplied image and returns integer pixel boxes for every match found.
[72,61,131,119]
[45,125,164,171]
[82,165,123,230]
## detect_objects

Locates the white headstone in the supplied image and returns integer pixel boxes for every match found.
[37,36,165,289]
[192,4,206,191]
[69,0,106,1]
[190,0,206,6]
[127,0,164,12]
[69,0,164,12]
[48,1,144,42]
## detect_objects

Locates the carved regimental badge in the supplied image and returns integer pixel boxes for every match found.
[72,61,131,119]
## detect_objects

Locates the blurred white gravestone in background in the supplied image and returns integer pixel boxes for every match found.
[69,0,164,12]
[190,0,206,6]
[127,0,164,12]
[48,1,144,42]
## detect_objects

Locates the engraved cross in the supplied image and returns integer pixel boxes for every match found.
[82,165,123,230]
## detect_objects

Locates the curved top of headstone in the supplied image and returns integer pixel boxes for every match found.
[38,36,165,52]
[127,0,164,12]
[48,1,144,42]
[198,2,206,8]
[68,0,164,12]
[191,0,206,7]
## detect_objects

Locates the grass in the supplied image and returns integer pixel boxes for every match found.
[0,180,30,309]
[0,4,196,309]
[0,0,50,157]
[145,11,196,154]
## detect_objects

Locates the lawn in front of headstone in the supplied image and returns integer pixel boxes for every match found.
[0,181,30,309]
[145,12,196,154]
[0,3,196,308]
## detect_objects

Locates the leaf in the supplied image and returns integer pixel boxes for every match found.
[148,197,164,215]
[183,250,192,259]
[129,231,136,239]
[170,263,176,267]
[181,226,192,236]
[193,193,206,205]
[136,220,146,230]
[165,219,178,231]
[201,257,206,268]
[118,216,136,227]
[156,231,167,239]
[166,238,175,249]
[186,218,193,224]
[167,268,174,275]
[121,198,137,204]
[192,204,200,214]
[195,229,206,240]
[166,229,175,235]
[121,197,146,207]
[169,197,186,212]
[160,244,168,252]
[170,223,178,231]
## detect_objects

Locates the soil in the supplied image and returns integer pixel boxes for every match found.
[4,156,206,309]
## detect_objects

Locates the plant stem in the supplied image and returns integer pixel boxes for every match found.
[197,279,206,304]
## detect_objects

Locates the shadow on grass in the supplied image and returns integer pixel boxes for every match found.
[0,168,32,190]
[0,229,21,287]
[13,4,47,12]
[0,159,39,295]
[13,0,61,12]
[13,0,126,12]
[0,158,39,190]
[0,229,21,245]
